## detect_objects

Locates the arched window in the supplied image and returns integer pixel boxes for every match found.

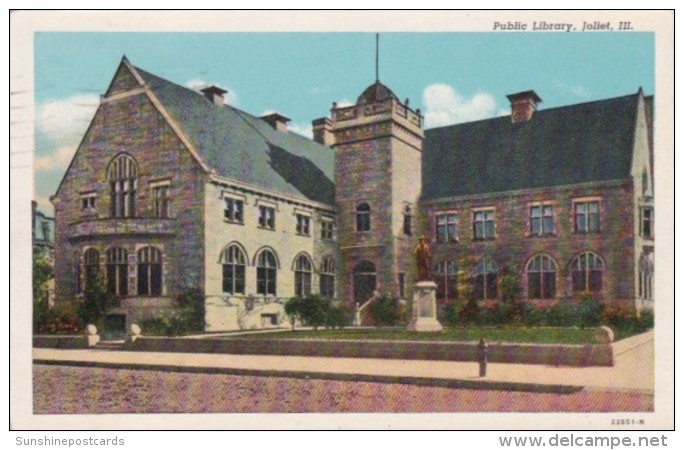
[433,261,457,301]
[474,258,498,300]
[108,154,138,218]
[221,244,246,295]
[137,246,162,296]
[106,247,129,296]
[83,248,100,288]
[356,203,371,232]
[320,257,336,299]
[527,254,557,299]
[256,249,277,296]
[571,252,604,293]
[294,254,313,297]
[353,260,376,303]
[403,205,413,236]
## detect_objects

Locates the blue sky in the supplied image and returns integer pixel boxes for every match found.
[33,32,654,213]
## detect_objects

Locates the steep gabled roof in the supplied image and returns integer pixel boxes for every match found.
[134,66,335,206]
[422,93,641,200]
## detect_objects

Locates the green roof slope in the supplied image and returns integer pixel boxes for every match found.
[422,94,639,200]
[136,67,335,205]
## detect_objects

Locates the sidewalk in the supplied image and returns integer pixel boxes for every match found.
[33,331,654,395]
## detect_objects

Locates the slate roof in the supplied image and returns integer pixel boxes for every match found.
[135,67,335,206]
[422,93,641,200]
[356,81,400,104]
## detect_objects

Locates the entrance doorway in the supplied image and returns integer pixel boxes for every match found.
[353,260,376,304]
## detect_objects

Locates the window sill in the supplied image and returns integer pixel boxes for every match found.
[296,232,312,238]
[473,237,496,242]
[435,239,459,244]
[257,226,276,232]
[574,231,601,235]
[223,219,244,226]
[528,233,556,238]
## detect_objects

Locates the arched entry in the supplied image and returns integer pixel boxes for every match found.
[353,260,376,303]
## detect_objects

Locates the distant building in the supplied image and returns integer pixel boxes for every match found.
[51,57,654,333]
[32,200,55,256]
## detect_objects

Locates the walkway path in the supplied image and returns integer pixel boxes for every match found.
[33,331,654,394]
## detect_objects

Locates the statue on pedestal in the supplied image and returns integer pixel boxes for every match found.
[414,236,432,281]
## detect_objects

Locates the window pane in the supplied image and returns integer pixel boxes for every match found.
[473,274,484,299]
[106,265,117,295]
[572,270,585,293]
[543,216,554,234]
[485,221,495,238]
[486,274,497,299]
[589,270,603,292]
[528,272,541,298]
[542,272,556,298]
[531,217,541,234]
[150,264,162,296]
[475,222,484,239]
[138,264,149,295]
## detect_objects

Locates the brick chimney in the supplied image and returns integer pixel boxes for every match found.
[200,86,228,106]
[260,113,291,132]
[506,90,542,123]
[312,117,334,145]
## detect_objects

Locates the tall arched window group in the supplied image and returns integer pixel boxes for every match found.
[77,245,163,297]
[108,154,138,218]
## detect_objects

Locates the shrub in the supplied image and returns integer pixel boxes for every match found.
[175,287,205,333]
[576,294,603,328]
[458,297,480,324]
[520,302,546,326]
[441,302,459,326]
[298,295,330,330]
[40,303,82,335]
[368,294,402,326]
[325,303,350,329]
[601,304,637,330]
[500,272,521,303]
[546,300,578,327]
[637,309,654,329]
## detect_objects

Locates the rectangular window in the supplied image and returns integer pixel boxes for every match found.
[222,264,245,294]
[530,205,554,236]
[257,267,277,295]
[640,207,653,238]
[321,220,334,240]
[258,205,276,230]
[80,195,96,211]
[473,210,495,240]
[403,214,412,236]
[435,213,458,243]
[152,185,170,218]
[574,201,600,233]
[224,198,244,223]
[296,214,311,236]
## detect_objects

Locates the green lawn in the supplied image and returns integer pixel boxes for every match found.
[229,326,604,345]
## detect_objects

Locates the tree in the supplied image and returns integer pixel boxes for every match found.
[368,294,401,327]
[284,297,305,330]
[299,295,329,331]
[79,270,116,326]
[32,248,53,333]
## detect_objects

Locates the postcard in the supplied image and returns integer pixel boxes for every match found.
[10,10,674,431]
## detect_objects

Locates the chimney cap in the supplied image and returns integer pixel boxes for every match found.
[200,85,228,96]
[260,112,291,123]
[506,90,543,104]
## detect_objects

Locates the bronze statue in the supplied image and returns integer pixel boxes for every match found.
[414,236,432,281]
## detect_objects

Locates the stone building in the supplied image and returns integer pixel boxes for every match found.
[51,57,654,332]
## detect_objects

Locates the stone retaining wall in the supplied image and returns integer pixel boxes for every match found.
[127,337,614,367]
[33,335,89,349]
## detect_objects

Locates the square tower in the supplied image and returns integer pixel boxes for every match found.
[330,81,424,306]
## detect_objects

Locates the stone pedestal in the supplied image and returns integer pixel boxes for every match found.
[407,281,443,332]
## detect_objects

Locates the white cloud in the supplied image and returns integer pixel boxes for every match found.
[34,145,77,172]
[422,83,501,128]
[335,98,354,108]
[185,79,238,105]
[288,122,314,139]
[553,80,590,98]
[307,86,329,95]
[36,94,99,140]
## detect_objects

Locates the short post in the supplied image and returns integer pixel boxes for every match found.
[353,302,361,327]
[477,336,488,378]
[127,324,141,344]
[84,324,100,348]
